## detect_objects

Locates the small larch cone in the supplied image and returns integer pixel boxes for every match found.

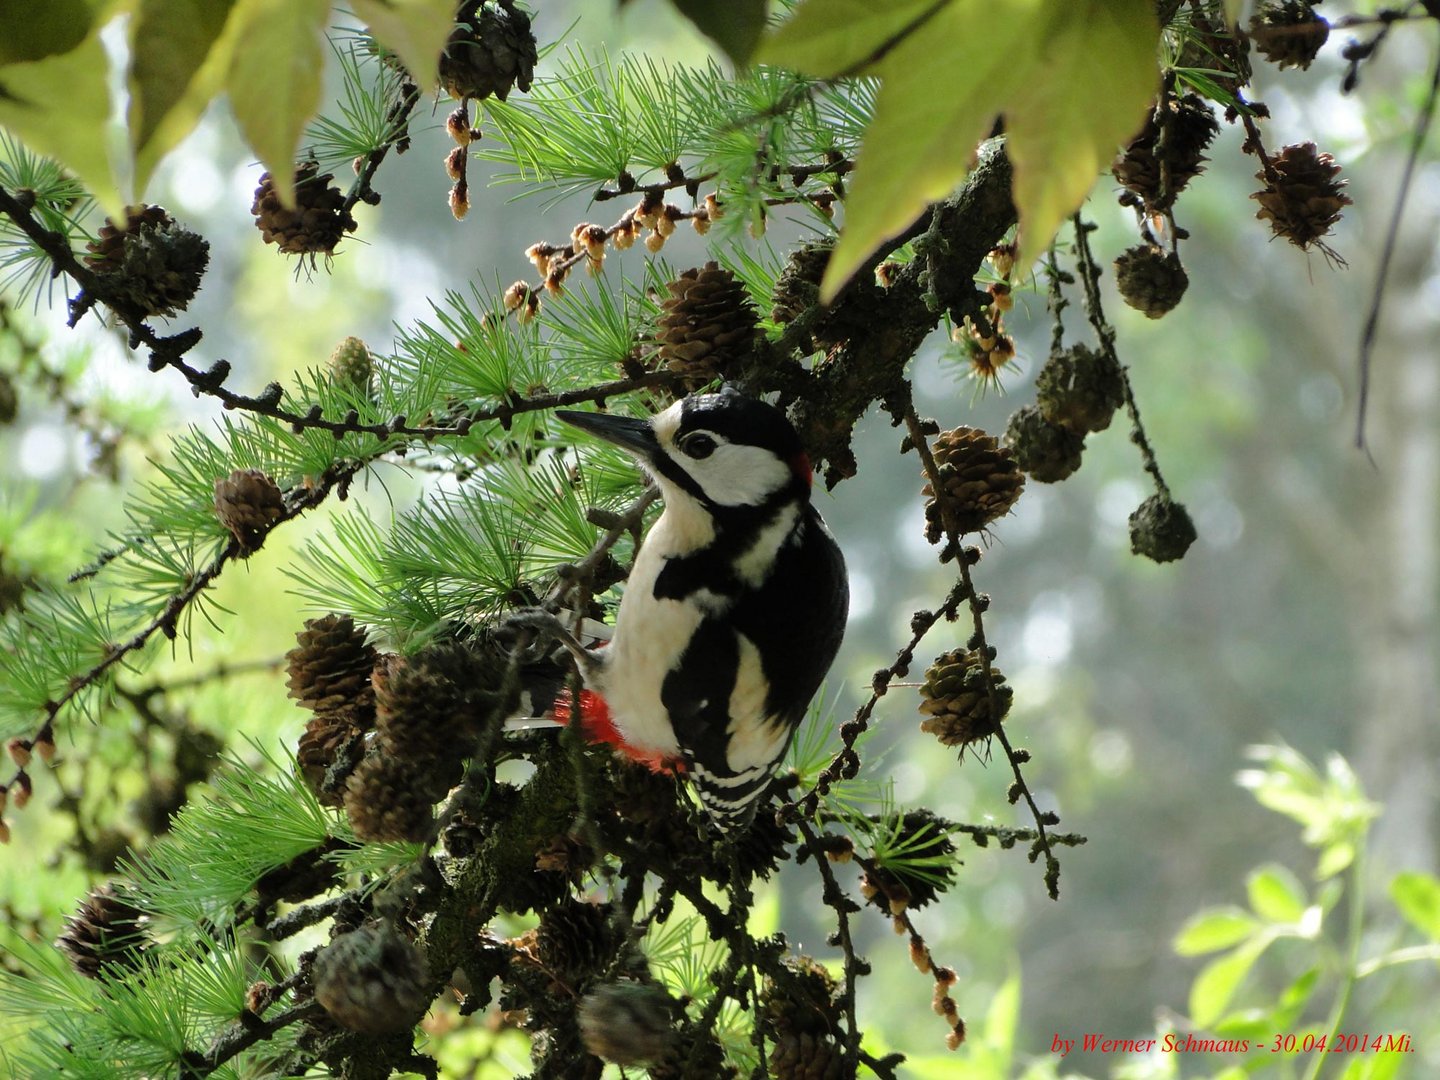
[921,426,1025,541]
[251,161,357,260]
[770,241,835,349]
[1035,344,1125,436]
[285,614,377,718]
[439,0,538,102]
[329,336,374,394]
[770,1031,848,1080]
[343,753,437,843]
[1114,245,1189,319]
[655,262,760,389]
[760,955,842,1040]
[1129,493,1197,563]
[371,639,509,781]
[1249,1,1329,71]
[1251,142,1352,252]
[297,711,365,806]
[1113,94,1219,212]
[83,204,210,317]
[213,468,284,554]
[918,648,1012,749]
[1005,405,1085,483]
[535,899,615,984]
[55,884,150,978]
[312,923,431,1034]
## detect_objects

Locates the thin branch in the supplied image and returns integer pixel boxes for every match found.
[795,818,863,1071]
[1355,32,1440,454]
[899,400,1064,899]
[1071,213,1171,499]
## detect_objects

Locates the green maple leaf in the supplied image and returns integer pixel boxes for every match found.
[129,0,238,196]
[0,26,124,218]
[757,0,1160,301]
[225,0,331,205]
[352,0,455,90]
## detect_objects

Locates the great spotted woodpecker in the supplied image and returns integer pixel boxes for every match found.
[545,390,848,830]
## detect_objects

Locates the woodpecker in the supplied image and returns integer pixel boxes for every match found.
[546,390,848,830]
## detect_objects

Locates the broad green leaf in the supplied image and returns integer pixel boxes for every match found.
[755,0,947,78]
[761,0,1159,301]
[225,0,330,205]
[1270,967,1320,1030]
[1003,0,1158,261]
[1173,907,1259,955]
[0,29,125,217]
[352,0,454,90]
[1390,871,1440,941]
[670,0,770,66]
[982,972,1020,1064]
[1188,933,1271,1028]
[0,0,97,65]
[129,0,237,195]
[811,0,1034,301]
[1246,864,1307,924]
[1223,0,1245,25]
[1316,838,1355,880]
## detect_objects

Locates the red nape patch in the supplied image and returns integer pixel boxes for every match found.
[553,690,685,774]
[789,450,814,488]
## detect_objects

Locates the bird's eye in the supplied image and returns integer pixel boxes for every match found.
[680,433,717,459]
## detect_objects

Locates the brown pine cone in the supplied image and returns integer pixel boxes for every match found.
[213,468,285,554]
[1251,142,1351,251]
[286,614,377,718]
[251,161,357,261]
[655,262,760,389]
[55,884,150,978]
[918,649,1012,749]
[312,923,431,1033]
[83,204,209,317]
[760,955,842,1041]
[1114,245,1189,319]
[439,0,538,102]
[1113,94,1219,212]
[1035,344,1125,435]
[535,899,615,984]
[770,1031,848,1080]
[343,753,437,842]
[297,711,366,806]
[1249,1,1329,70]
[371,639,511,778]
[921,427,1024,541]
[1004,405,1085,483]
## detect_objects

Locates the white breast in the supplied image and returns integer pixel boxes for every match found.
[592,508,718,756]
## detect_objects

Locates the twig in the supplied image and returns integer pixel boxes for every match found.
[1355,33,1440,454]
[1071,213,1172,499]
[1,459,365,804]
[900,400,1064,899]
[795,818,863,1070]
[342,77,422,214]
[184,1000,326,1077]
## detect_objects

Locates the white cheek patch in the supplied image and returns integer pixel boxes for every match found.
[676,443,794,507]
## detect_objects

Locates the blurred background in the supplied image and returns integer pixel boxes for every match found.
[1,1,1436,1076]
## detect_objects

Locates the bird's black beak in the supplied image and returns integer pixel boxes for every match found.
[555,410,659,460]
